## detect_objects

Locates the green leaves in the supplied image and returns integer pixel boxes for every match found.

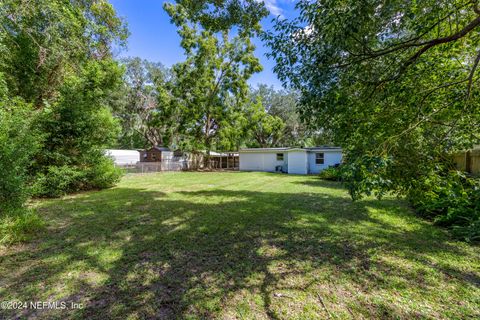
[267,0,480,196]
[0,0,127,108]
[167,0,268,36]
[0,92,42,213]
[165,2,262,157]
[114,58,172,148]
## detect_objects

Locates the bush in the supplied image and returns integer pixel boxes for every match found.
[0,74,45,245]
[0,79,42,213]
[34,157,122,197]
[85,156,123,189]
[408,171,480,242]
[33,165,85,197]
[340,155,393,200]
[31,60,124,198]
[0,209,45,245]
[318,166,342,181]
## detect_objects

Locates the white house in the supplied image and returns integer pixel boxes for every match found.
[239,147,342,174]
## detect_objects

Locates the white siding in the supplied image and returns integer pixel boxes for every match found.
[287,151,308,174]
[307,151,343,174]
[239,148,342,175]
[105,150,140,165]
[239,152,286,172]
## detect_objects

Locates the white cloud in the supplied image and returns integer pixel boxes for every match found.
[292,24,315,43]
[256,0,284,17]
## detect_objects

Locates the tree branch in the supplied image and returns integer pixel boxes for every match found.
[339,7,480,80]
[467,49,480,98]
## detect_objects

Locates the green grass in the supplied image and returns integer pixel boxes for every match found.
[0,172,479,319]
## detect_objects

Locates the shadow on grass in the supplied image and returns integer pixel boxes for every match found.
[1,182,478,319]
[291,176,347,190]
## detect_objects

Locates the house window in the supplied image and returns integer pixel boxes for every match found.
[276,153,284,161]
[315,153,324,165]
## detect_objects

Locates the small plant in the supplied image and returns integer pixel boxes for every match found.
[0,209,45,245]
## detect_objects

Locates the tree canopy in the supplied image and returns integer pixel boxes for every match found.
[166,0,268,35]
[266,0,480,198]
[0,0,128,108]
[114,57,172,149]
[164,1,262,165]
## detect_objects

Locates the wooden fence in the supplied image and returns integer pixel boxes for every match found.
[453,149,480,175]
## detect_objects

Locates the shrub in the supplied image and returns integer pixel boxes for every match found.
[318,166,342,181]
[408,171,480,242]
[85,156,123,190]
[341,155,393,200]
[33,158,122,197]
[0,79,42,212]
[33,165,85,197]
[0,74,45,245]
[32,60,124,198]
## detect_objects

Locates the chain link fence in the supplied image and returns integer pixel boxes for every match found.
[116,159,239,174]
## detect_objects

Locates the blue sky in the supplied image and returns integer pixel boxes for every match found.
[109,0,297,89]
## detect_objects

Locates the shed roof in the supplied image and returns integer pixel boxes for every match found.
[147,146,171,152]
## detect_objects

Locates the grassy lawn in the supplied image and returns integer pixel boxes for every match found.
[0,172,479,319]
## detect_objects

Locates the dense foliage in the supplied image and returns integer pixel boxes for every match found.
[163,2,263,166]
[114,58,172,149]
[266,0,480,240]
[0,0,128,107]
[171,0,268,35]
[0,75,45,244]
[409,172,480,242]
[0,86,39,212]
[248,85,332,147]
[0,0,127,242]
[33,60,123,197]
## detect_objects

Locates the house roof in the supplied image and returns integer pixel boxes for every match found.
[240,147,290,152]
[239,146,342,153]
[304,146,342,151]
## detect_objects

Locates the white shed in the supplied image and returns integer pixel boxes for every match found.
[239,147,342,174]
[105,149,140,166]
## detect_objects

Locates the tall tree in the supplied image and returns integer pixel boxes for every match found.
[266,0,480,198]
[34,59,123,197]
[248,85,332,147]
[165,2,262,166]
[115,58,171,148]
[250,104,285,148]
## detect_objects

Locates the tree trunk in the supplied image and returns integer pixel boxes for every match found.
[204,149,211,170]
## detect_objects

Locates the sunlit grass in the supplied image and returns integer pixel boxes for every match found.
[0,172,478,319]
